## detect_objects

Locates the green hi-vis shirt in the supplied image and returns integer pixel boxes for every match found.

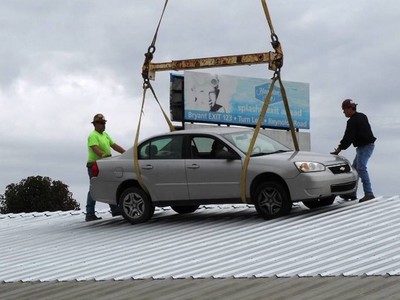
[87,130,115,163]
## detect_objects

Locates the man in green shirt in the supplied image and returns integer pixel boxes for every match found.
[86,113,125,221]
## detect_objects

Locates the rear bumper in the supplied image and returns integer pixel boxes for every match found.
[90,178,119,205]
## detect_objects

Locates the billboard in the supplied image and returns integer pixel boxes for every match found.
[170,71,310,129]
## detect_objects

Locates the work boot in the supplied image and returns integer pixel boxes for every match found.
[359,194,375,203]
[111,210,121,217]
[340,193,357,201]
[111,207,122,217]
[85,214,102,222]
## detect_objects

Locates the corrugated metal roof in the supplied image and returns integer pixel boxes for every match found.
[1,195,399,283]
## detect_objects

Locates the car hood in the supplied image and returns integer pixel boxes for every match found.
[253,151,350,165]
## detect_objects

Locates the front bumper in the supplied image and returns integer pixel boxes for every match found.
[331,181,357,193]
[286,169,358,201]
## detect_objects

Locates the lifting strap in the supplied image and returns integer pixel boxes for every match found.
[240,0,299,203]
[261,0,276,36]
[134,0,173,192]
[140,0,173,132]
[133,88,149,194]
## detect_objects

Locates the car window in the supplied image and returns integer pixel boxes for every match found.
[139,135,183,159]
[222,130,291,155]
[190,136,234,159]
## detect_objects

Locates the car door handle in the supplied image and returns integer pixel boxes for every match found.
[142,165,154,170]
[187,164,200,169]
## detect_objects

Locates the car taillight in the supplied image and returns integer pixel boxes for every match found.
[92,162,99,177]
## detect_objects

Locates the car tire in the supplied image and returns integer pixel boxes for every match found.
[253,181,292,219]
[120,187,155,224]
[302,196,336,209]
[171,205,200,214]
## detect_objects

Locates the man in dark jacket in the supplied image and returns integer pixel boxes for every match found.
[331,99,376,202]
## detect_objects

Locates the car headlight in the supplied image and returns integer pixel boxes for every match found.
[294,162,326,172]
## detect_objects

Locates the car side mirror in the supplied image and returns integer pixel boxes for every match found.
[215,150,238,160]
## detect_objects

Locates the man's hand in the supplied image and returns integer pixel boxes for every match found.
[330,147,341,155]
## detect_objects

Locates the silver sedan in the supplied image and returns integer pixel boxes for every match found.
[90,127,358,224]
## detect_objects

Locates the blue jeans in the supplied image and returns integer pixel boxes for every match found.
[86,163,118,215]
[353,144,374,195]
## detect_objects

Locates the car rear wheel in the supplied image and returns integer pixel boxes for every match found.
[302,196,336,209]
[120,187,154,224]
[171,205,200,214]
[254,181,292,219]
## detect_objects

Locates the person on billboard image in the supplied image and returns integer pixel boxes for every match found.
[208,76,226,113]
[190,75,226,113]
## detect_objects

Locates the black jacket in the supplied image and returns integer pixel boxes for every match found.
[339,112,376,150]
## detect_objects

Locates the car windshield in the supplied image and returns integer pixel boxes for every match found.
[222,130,292,156]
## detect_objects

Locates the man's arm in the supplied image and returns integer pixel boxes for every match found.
[91,145,108,158]
[111,143,125,154]
[339,118,356,151]
[331,120,355,155]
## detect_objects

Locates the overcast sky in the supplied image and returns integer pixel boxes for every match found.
[1,0,399,210]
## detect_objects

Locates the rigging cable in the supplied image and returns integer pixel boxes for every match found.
[134,0,172,193]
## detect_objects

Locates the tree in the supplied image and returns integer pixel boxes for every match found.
[0,176,80,214]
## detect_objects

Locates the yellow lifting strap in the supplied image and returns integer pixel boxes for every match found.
[261,0,276,36]
[278,75,299,152]
[240,75,299,202]
[134,0,173,192]
[240,0,299,203]
[240,76,278,203]
[133,88,149,194]
[140,0,173,132]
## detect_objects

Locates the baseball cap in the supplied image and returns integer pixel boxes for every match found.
[341,99,357,109]
[92,113,107,124]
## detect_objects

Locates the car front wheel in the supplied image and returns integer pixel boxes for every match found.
[253,181,292,219]
[120,187,154,224]
[302,196,336,209]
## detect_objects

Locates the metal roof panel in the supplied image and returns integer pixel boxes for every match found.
[1,196,400,283]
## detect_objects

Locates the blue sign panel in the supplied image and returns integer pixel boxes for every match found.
[183,71,310,129]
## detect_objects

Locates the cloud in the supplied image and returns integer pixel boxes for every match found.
[1,0,399,209]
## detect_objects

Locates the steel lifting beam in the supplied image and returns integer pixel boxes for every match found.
[145,51,281,80]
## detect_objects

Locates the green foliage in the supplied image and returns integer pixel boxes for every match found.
[0,176,80,214]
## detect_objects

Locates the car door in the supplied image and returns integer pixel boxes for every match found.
[186,135,242,200]
[139,135,189,201]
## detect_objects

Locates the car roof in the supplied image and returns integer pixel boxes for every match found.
[166,126,250,136]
